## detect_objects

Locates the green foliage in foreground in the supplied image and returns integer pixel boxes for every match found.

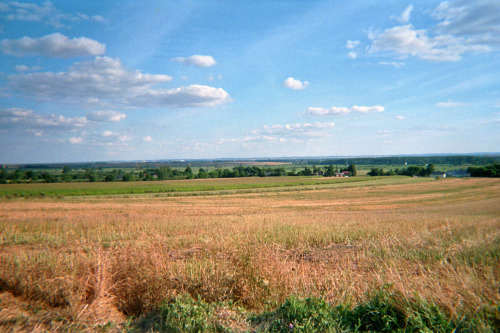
[134,287,497,332]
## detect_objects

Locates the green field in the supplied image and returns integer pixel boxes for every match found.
[0,175,433,198]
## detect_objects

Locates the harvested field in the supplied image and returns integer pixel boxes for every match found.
[0,177,498,331]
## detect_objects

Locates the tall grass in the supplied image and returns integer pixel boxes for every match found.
[0,178,498,331]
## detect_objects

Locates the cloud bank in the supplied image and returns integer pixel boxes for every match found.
[1,33,106,58]
[8,57,230,108]
[368,1,497,62]
[0,1,105,28]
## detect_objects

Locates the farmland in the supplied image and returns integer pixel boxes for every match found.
[0,177,499,331]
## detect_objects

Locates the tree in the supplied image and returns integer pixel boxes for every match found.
[42,172,57,183]
[104,174,115,182]
[324,165,335,177]
[62,166,71,174]
[368,168,384,176]
[85,169,97,182]
[426,164,435,177]
[300,167,313,176]
[198,168,209,179]
[61,173,72,182]
[122,172,135,181]
[347,163,357,176]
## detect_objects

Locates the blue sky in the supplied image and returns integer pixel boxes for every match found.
[0,0,499,163]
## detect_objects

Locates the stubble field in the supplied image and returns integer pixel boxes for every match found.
[0,177,498,332]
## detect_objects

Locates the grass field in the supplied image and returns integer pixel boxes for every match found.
[0,177,498,331]
[0,176,431,198]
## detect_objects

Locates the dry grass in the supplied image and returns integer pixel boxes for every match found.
[0,177,499,331]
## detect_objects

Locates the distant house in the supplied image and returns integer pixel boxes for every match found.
[430,171,446,178]
[446,169,469,178]
[334,171,349,177]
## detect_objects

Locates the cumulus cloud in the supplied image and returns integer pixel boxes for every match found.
[283,77,309,90]
[171,55,217,67]
[132,85,231,108]
[395,115,405,120]
[432,0,500,48]
[8,57,230,108]
[69,137,83,144]
[1,33,106,58]
[302,105,384,116]
[15,64,42,71]
[368,1,497,62]
[142,136,152,142]
[1,1,105,28]
[87,110,126,122]
[0,107,87,130]
[369,24,482,61]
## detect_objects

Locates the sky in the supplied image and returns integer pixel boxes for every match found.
[0,0,499,164]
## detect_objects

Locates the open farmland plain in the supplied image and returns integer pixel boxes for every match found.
[0,177,499,331]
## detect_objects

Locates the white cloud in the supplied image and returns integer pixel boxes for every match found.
[102,130,114,137]
[252,122,335,136]
[393,5,413,23]
[369,1,497,62]
[432,0,500,49]
[87,110,126,122]
[378,61,406,67]
[1,1,105,28]
[8,57,230,108]
[69,137,83,144]
[395,115,405,120]
[283,77,309,90]
[346,40,361,49]
[142,136,152,142]
[1,33,106,58]
[98,131,131,143]
[347,51,358,59]
[132,85,231,108]
[15,64,42,71]
[303,105,384,116]
[91,15,105,23]
[369,24,478,61]
[214,122,335,147]
[435,101,467,107]
[0,107,87,130]
[171,55,217,67]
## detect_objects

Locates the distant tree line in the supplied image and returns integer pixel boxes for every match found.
[367,164,436,177]
[0,164,357,184]
[467,164,500,177]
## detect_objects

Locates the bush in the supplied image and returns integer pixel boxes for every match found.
[158,294,229,332]
[250,296,339,332]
